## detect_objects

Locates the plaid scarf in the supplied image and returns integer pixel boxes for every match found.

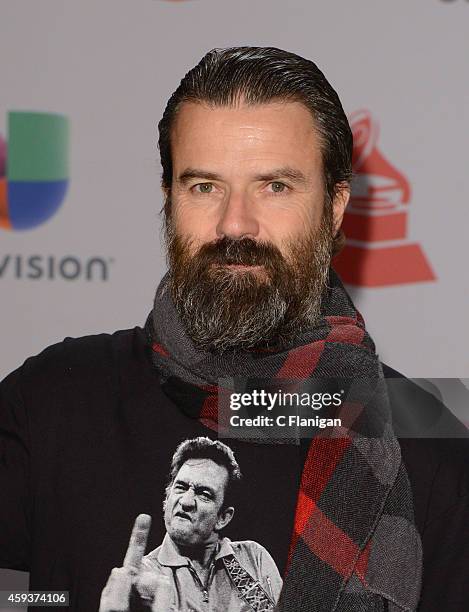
[146,270,422,611]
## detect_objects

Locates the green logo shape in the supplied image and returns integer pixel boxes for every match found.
[7,111,69,181]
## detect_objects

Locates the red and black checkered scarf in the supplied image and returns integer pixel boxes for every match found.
[146,270,422,611]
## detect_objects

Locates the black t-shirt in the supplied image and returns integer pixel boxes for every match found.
[1,327,469,611]
[0,328,302,611]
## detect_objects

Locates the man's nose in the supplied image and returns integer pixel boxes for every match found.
[179,489,196,510]
[216,190,259,240]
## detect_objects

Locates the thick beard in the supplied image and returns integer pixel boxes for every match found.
[165,210,333,353]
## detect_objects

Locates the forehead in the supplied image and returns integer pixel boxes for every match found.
[175,458,229,491]
[171,100,323,176]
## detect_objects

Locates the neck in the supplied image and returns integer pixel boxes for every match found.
[177,538,220,568]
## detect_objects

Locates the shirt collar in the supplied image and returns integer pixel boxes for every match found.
[215,537,235,560]
[157,534,235,567]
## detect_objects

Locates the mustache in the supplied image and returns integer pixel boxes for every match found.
[193,236,286,268]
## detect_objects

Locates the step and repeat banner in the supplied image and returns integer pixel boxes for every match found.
[1,1,468,378]
[1,0,468,604]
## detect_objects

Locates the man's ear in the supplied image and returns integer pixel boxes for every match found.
[216,506,234,531]
[332,183,351,236]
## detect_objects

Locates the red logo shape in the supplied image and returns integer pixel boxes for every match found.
[333,110,435,287]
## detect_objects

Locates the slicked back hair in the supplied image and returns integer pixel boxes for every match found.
[158,46,353,236]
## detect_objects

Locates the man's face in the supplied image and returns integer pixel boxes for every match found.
[164,459,232,548]
[165,100,348,351]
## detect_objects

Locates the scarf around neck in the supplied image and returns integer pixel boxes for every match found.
[145,269,422,611]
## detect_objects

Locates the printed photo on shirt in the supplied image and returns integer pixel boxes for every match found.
[99,437,282,611]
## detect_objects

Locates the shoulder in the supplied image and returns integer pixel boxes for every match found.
[26,326,147,374]
[229,539,277,566]
[382,363,469,438]
[400,435,469,531]
[228,539,282,594]
[230,538,268,551]
[2,326,149,391]
[0,326,153,425]
[382,363,469,530]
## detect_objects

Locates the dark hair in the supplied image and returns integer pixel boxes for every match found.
[168,437,242,510]
[158,46,353,249]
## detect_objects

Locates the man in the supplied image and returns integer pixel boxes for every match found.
[1,46,468,612]
[100,437,282,611]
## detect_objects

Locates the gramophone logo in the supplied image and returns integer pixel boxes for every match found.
[333,109,435,287]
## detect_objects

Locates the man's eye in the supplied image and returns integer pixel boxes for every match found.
[268,182,288,194]
[193,183,214,194]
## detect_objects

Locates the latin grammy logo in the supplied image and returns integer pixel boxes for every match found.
[333,109,435,287]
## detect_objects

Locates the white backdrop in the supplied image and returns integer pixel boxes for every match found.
[1,0,468,604]
[1,0,468,381]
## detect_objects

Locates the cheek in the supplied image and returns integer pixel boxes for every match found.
[261,193,323,236]
[201,508,220,528]
[164,493,176,513]
[171,190,225,239]
[172,206,217,245]
[263,210,318,248]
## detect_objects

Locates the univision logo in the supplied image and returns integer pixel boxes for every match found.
[0,111,69,230]
[0,255,113,281]
[0,110,112,282]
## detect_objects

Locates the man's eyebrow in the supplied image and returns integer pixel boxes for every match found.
[177,168,223,184]
[253,167,308,185]
[177,166,308,186]
[173,478,216,495]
